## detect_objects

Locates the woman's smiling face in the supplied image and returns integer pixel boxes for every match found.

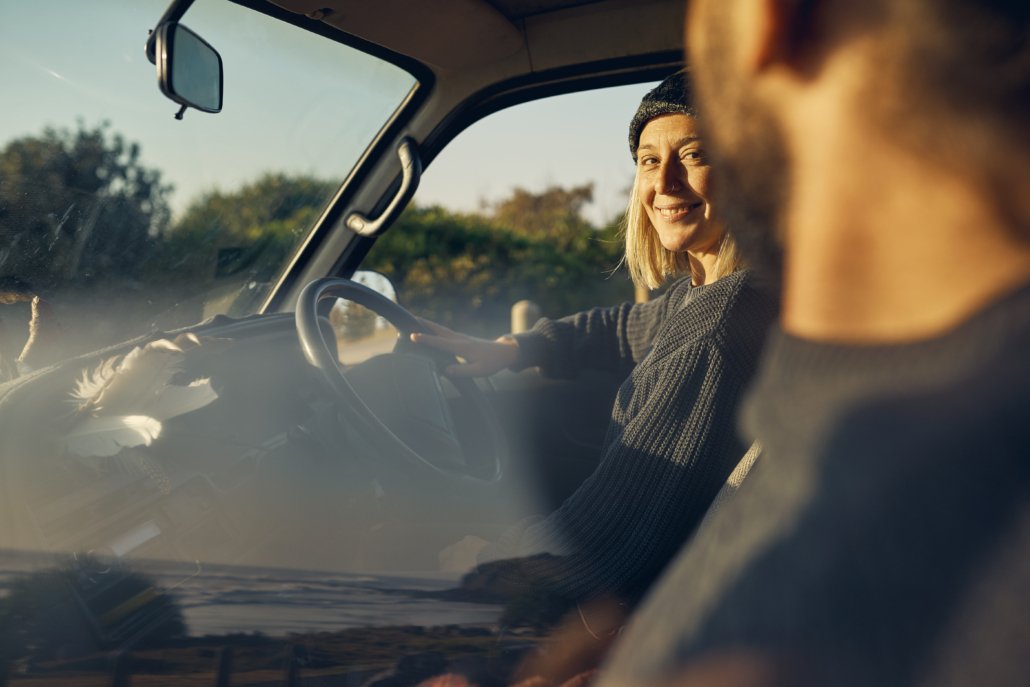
[635,113,724,256]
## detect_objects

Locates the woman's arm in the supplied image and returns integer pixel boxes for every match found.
[412,279,691,379]
[484,274,778,601]
[509,279,691,379]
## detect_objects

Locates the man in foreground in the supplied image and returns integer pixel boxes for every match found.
[598,0,1030,685]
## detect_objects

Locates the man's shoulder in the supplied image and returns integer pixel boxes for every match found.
[683,355,1030,685]
[601,292,1030,687]
[827,330,1030,485]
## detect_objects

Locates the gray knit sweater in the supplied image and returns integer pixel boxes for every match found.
[600,281,1030,687]
[488,270,776,603]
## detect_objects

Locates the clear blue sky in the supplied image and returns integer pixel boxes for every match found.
[1,0,657,227]
[417,82,656,225]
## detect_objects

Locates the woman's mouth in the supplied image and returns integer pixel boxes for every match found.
[655,202,702,220]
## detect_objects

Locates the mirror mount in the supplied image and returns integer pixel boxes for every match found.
[144,0,197,65]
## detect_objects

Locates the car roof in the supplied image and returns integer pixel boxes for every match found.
[268,0,683,74]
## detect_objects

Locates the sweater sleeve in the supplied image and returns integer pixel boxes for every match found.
[509,279,691,380]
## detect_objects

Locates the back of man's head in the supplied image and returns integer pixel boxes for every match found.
[686,0,1030,341]
[855,1,1030,196]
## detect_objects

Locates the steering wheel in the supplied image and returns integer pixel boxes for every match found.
[296,277,505,484]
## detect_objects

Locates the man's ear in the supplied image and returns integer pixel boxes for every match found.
[743,0,816,72]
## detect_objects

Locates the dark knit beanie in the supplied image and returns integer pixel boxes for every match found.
[628,71,696,161]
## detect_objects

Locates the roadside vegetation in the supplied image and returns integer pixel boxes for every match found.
[0,123,632,356]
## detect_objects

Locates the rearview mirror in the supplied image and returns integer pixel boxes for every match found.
[156,23,223,116]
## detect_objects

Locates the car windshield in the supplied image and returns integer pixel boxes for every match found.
[0,3,684,683]
[0,0,415,357]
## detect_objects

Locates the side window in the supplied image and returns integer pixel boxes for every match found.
[331,271,401,364]
[361,83,656,338]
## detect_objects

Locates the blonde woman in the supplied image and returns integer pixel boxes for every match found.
[414,73,776,606]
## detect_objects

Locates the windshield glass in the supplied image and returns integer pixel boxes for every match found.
[0,0,415,359]
[0,5,685,682]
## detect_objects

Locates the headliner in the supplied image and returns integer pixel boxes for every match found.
[268,0,683,73]
[485,0,608,21]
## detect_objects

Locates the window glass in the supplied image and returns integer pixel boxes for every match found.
[0,0,415,359]
[362,84,656,340]
[0,7,666,679]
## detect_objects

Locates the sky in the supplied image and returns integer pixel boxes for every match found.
[416,82,656,225]
[0,0,657,227]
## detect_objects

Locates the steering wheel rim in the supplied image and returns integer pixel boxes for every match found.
[296,277,505,484]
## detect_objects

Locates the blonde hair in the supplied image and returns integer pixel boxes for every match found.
[622,181,744,290]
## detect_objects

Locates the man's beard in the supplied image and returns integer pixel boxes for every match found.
[707,117,788,288]
[688,11,789,288]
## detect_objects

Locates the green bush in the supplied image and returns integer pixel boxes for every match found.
[0,122,634,344]
[366,202,632,336]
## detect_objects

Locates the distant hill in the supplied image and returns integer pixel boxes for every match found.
[421,555,577,629]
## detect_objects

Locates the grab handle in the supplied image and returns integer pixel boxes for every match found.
[345,137,421,237]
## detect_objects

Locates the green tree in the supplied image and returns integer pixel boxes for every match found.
[489,183,596,246]
[142,172,336,322]
[0,122,172,290]
[486,182,628,281]
[161,172,335,284]
[364,202,630,335]
[150,172,630,336]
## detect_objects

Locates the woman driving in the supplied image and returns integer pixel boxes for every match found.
[414,72,777,607]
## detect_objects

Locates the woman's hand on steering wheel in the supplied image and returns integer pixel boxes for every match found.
[410,319,521,377]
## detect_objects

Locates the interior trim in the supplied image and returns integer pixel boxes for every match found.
[230,0,437,314]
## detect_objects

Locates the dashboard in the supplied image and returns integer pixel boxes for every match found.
[0,313,524,580]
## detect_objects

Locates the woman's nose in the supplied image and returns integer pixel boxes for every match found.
[656,159,684,194]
